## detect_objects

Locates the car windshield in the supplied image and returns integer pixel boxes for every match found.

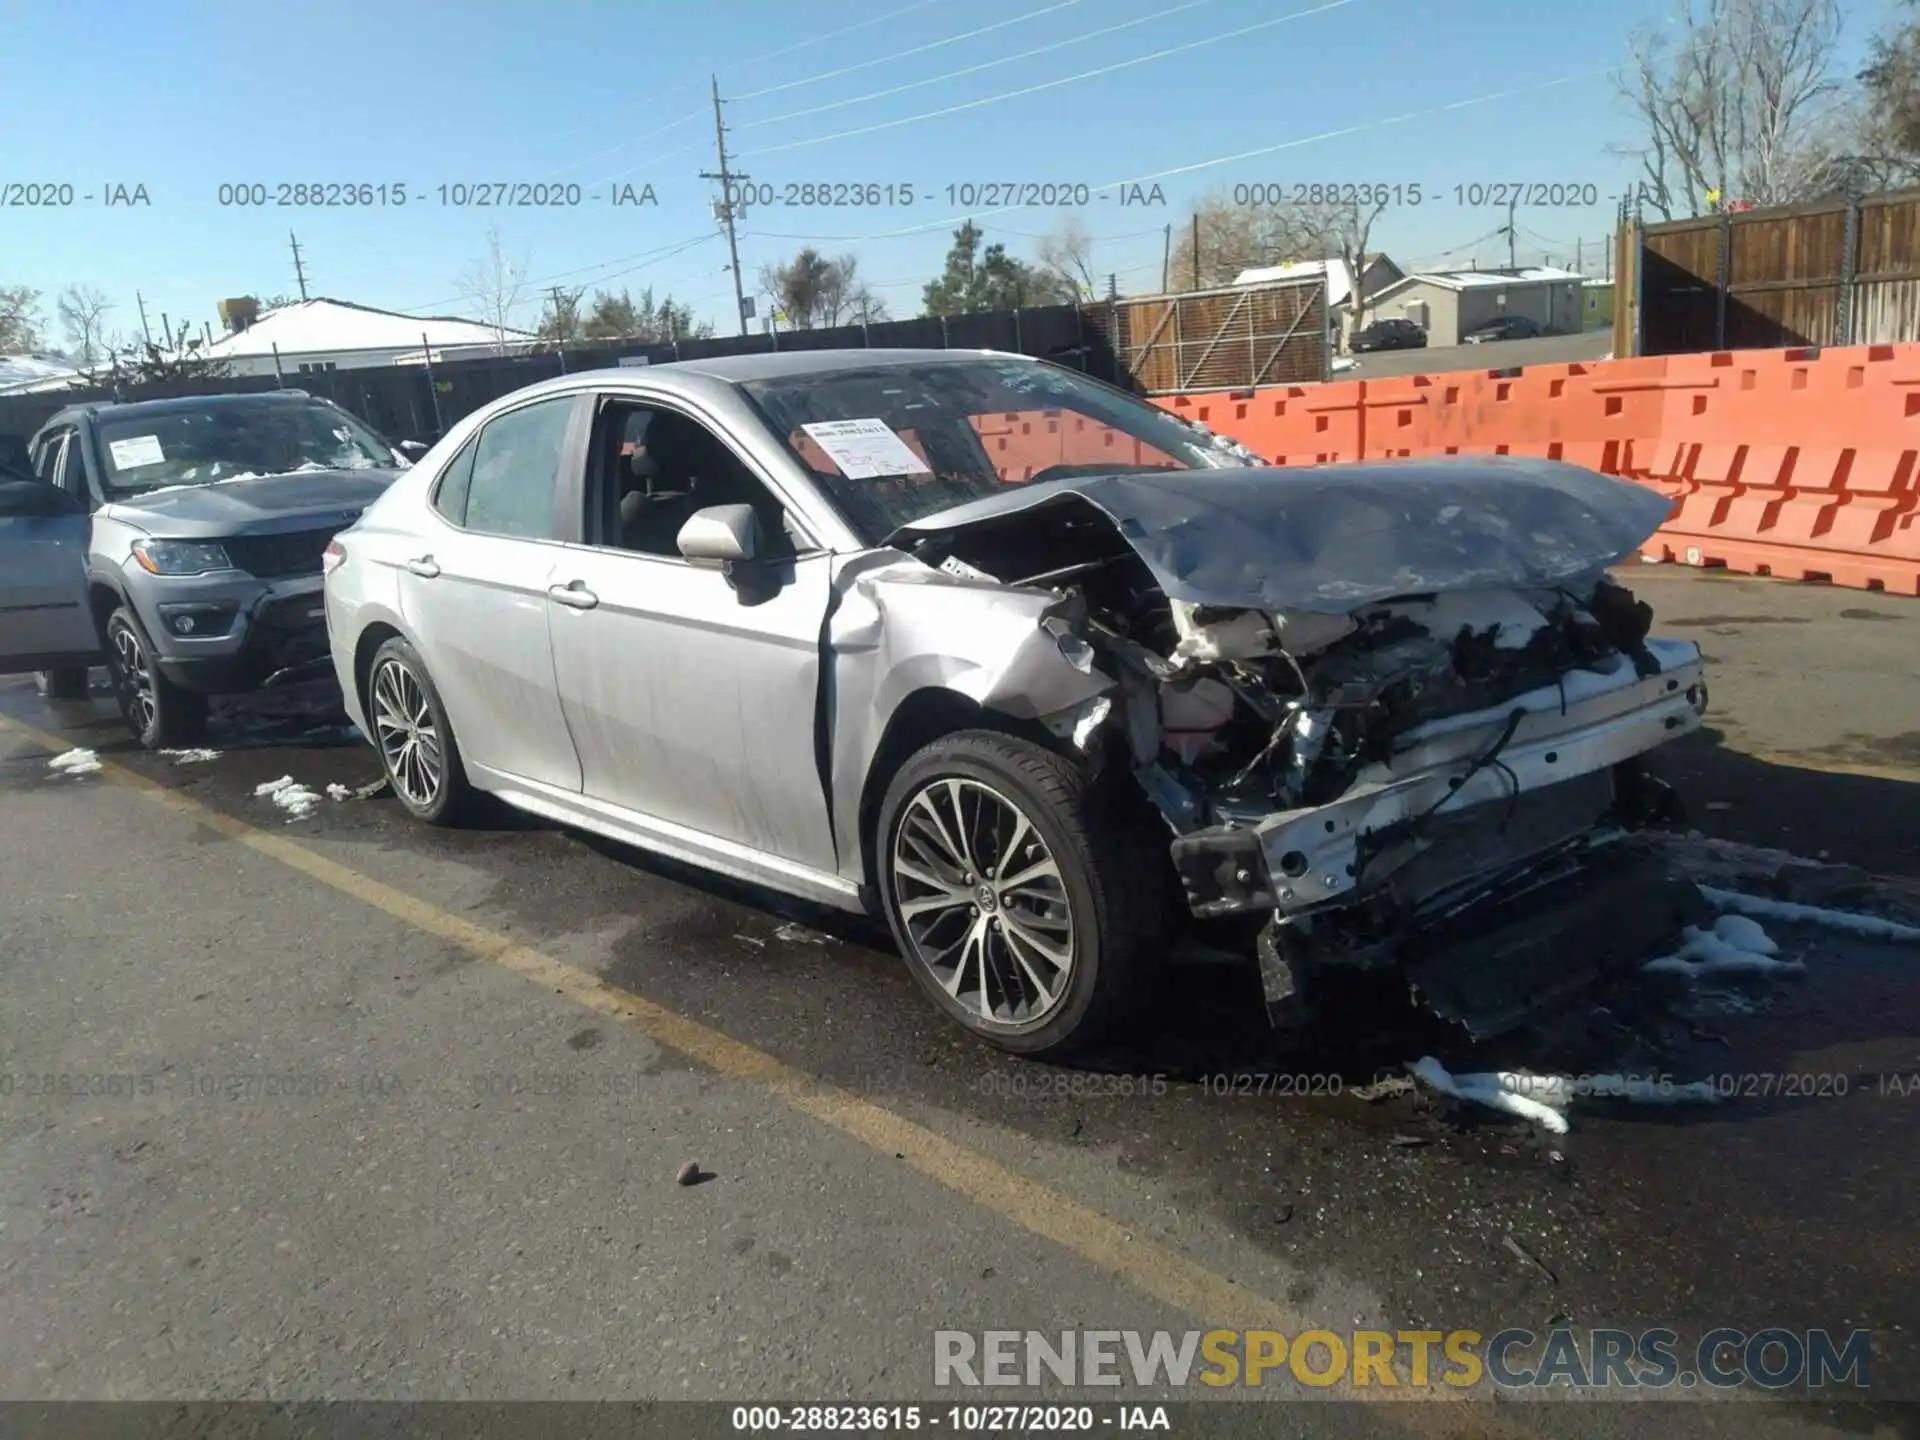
[739,357,1253,543]
[94,400,397,495]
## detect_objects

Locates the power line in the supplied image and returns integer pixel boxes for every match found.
[737,0,1356,158]
[737,0,1213,132]
[734,0,1086,101]
[736,63,1614,247]
[736,0,944,68]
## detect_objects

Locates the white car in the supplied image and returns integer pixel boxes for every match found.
[319,349,1709,1057]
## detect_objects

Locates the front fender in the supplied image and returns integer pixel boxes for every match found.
[824,551,1116,885]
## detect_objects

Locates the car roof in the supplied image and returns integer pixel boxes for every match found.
[41,389,325,429]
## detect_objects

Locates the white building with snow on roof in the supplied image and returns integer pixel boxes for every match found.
[1232,254,1406,348]
[198,297,538,379]
[1361,267,1586,347]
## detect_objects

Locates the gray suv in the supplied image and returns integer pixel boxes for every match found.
[4,391,415,747]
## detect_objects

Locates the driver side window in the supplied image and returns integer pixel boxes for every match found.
[588,398,804,561]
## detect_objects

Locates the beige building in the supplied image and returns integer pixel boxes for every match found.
[1363,267,1586,346]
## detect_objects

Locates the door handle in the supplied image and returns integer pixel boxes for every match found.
[405,555,440,578]
[549,580,599,610]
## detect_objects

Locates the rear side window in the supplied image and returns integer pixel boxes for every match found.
[464,397,574,540]
[431,436,479,526]
[32,429,70,483]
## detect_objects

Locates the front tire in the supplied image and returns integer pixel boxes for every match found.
[366,637,476,825]
[105,607,208,749]
[876,729,1168,1058]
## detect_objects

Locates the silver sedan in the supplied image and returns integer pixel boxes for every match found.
[322,349,1709,1056]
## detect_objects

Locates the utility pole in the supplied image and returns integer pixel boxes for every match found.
[1107,273,1119,302]
[135,291,154,348]
[1161,224,1172,292]
[1576,237,1584,274]
[701,75,750,337]
[1190,213,1200,290]
[1504,195,1518,271]
[289,231,310,301]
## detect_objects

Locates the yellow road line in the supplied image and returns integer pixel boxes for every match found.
[0,711,1521,1433]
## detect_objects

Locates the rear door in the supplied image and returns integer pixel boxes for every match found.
[0,435,99,674]
[395,394,587,793]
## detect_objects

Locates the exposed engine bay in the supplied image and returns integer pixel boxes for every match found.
[895,462,1712,1041]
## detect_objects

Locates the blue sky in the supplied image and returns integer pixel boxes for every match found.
[0,0,1900,345]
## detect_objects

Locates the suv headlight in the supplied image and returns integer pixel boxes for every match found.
[131,539,233,576]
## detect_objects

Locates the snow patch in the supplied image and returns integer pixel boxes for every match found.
[46,748,101,776]
[1643,914,1803,978]
[254,775,322,820]
[1410,1057,1722,1134]
[161,748,222,765]
[325,783,351,801]
[1700,885,1920,943]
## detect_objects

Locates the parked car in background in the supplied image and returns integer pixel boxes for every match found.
[1463,315,1541,344]
[9,391,417,745]
[1350,318,1427,352]
[323,348,1708,1060]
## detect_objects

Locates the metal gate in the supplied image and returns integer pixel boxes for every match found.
[1081,277,1329,394]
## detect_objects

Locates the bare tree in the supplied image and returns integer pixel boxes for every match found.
[456,227,532,346]
[1036,216,1099,301]
[1291,197,1390,345]
[1167,194,1331,291]
[0,286,42,352]
[1615,0,1844,218]
[56,285,115,364]
[760,248,885,328]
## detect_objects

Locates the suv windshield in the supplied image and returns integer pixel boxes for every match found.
[94,400,398,495]
[740,356,1253,543]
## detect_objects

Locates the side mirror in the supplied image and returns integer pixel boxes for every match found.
[397,439,430,460]
[677,504,760,564]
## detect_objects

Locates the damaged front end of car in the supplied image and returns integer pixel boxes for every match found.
[887,456,1714,1043]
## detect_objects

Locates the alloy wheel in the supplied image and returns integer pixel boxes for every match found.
[110,622,156,737]
[890,777,1076,1029]
[371,658,443,809]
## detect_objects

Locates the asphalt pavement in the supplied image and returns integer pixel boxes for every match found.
[2,567,1916,1438]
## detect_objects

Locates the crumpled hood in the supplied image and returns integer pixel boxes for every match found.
[100,468,399,536]
[888,455,1677,614]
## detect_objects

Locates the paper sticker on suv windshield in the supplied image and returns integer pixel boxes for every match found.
[801,419,931,480]
[107,435,166,468]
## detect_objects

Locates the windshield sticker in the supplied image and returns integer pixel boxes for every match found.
[107,435,166,469]
[800,418,932,480]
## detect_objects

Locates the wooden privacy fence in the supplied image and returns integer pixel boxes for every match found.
[1080,277,1329,394]
[1622,188,1920,356]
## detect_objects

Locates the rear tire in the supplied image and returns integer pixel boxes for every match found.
[35,668,91,700]
[876,729,1169,1058]
[366,636,477,826]
[105,607,208,749]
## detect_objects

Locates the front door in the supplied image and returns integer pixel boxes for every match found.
[542,395,838,872]
[0,437,99,674]
[545,547,837,871]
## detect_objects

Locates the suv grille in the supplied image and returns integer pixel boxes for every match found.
[224,526,344,579]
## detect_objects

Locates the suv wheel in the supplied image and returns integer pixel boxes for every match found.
[875,729,1169,1058]
[106,607,208,749]
[367,637,477,825]
[34,668,91,700]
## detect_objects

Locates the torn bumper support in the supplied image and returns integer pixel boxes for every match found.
[1171,646,1707,919]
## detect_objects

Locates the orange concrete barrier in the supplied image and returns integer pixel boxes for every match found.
[1152,344,1920,596]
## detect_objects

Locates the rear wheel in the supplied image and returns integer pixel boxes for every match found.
[105,607,208,749]
[34,668,91,700]
[367,636,476,825]
[876,729,1168,1058]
